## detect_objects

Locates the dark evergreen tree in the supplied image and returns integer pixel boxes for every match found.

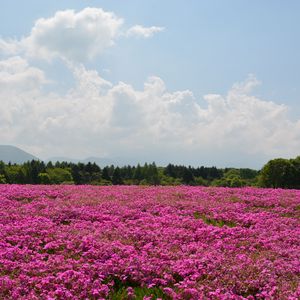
[46,161,53,169]
[71,164,82,184]
[147,162,160,185]
[182,167,194,184]
[164,164,176,178]
[101,167,111,181]
[112,167,123,185]
[0,161,5,174]
[133,164,143,183]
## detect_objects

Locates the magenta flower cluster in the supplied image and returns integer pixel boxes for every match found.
[0,185,299,299]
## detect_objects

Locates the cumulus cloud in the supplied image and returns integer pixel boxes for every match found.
[0,39,21,56]
[0,7,299,167]
[23,7,123,61]
[126,25,165,38]
[0,56,46,90]
[0,53,300,167]
[0,7,164,62]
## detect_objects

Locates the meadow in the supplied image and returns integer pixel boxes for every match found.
[0,185,299,299]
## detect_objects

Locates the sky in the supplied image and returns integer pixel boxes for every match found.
[0,0,300,168]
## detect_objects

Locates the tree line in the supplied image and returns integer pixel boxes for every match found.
[0,156,299,188]
[0,160,259,187]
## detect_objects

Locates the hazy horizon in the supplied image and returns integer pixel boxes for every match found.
[1,1,300,169]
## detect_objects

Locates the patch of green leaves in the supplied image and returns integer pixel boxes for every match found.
[109,286,170,300]
[193,212,236,227]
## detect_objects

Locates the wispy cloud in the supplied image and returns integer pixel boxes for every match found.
[126,25,165,38]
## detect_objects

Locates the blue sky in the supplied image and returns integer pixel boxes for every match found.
[0,1,299,168]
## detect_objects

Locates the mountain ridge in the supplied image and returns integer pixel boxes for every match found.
[0,145,39,164]
[0,145,149,167]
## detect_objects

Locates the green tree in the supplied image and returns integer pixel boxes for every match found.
[71,164,82,184]
[260,158,293,188]
[101,167,111,181]
[182,167,194,184]
[194,176,208,186]
[290,156,300,188]
[46,168,73,184]
[0,161,5,174]
[164,164,176,178]
[0,174,6,184]
[112,167,123,185]
[133,164,143,183]
[5,165,26,184]
[38,172,51,184]
[146,162,160,185]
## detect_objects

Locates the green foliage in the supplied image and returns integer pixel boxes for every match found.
[5,165,26,184]
[0,161,5,174]
[211,169,246,187]
[259,158,294,188]
[22,160,46,183]
[0,159,267,188]
[139,179,149,186]
[38,172,50,184]
[133,164,143,183]
[181,167,194,184]
[0,174,6,184]
[211,177,245,188]
[46,168,73,184]
[97,179,112,186]
[164,163,176,177]
[104,276,171,300]
[144,162,160,185]
[70,162,101,184]
[193,211,202,219]
[159,174,181,186]
[194,212,236,227]
[60,181,75,185]
[109,286,169,300]
[224,169,240,178]
[112,167,123,185]
[194,176,208,186]
[290,156,300,188]
[239,168,258,179]
[122,179,135,185]
[101,167,111,182]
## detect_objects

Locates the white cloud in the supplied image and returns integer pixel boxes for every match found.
[0,7,164,62]
[23,7,123,62]
[0,7,299,167]
[0,54,299,167]
[126,25,165,38]
[0,39,21,56]
[0,56,46,90]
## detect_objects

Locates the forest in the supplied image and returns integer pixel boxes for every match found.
[0,155,299,188]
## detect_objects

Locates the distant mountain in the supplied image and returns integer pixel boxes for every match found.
[0,145,39,164]
[82,157,116,167]
[48,156,116,167]
[0,147,153,167]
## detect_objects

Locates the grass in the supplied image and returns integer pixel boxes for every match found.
[193,212,236,227]
[109,286,170,300]
[105,276,171,300]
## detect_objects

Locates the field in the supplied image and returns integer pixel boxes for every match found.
[0,185,299,299]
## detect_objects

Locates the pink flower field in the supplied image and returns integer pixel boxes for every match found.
[0,185,299,299]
